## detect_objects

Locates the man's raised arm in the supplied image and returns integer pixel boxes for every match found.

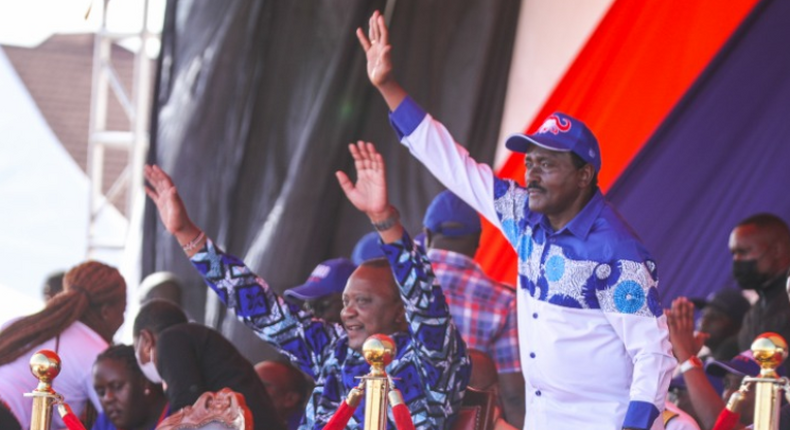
[357,11,507,230]
[357,10,406,112]
[336,141,471,428]
[143,165,341,379]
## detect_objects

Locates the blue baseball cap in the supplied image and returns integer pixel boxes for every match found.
[705,349,785,377]
[670,372,725,395]
[423,191,481,237]
[350,232,385,265]
[284,258,357,301]
[505,112,601,172]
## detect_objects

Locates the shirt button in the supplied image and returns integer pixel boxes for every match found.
[535,390,542,396]
[529,352,536,358]
[532,312,538,319]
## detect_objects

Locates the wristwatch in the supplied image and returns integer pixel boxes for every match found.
[679,356,703,373]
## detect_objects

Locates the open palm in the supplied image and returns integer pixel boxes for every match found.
[143,164,192,234]
[665,297,707,360]
[336,141,389,216]
[356,10,393,88]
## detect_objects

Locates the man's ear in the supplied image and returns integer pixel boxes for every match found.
[138,329,156,361]
[577,164,594,188]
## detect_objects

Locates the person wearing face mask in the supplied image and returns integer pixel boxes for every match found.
[132,300,282,430]
[728,214,790,354]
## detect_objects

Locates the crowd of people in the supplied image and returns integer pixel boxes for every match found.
[1,10,789,430]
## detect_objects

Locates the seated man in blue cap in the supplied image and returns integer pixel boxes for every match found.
[283,258,356,324]
[423,190,524,428]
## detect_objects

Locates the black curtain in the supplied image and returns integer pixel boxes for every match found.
[143,0,521,361]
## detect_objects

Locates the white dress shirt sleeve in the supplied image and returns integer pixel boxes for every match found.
[390,96,500,228]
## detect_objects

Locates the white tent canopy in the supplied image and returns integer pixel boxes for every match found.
[0,47,127,323]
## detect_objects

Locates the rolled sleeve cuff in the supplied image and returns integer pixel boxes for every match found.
[622,400,659,430]
[388,96,427,140]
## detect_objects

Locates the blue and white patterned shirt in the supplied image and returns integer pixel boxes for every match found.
[190,232,470,430]
[389,96,676,430]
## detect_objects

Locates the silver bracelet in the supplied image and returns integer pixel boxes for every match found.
[182,230,206,251]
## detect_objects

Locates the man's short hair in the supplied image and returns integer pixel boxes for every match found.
[357,258,399,299]
[736,213,790,233]
[256,360,309,404]
[139,271,184,305]
[133,299,188,337]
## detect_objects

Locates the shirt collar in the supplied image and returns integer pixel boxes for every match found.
[533,189,605,239]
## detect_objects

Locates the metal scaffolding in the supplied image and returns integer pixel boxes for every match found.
[86,0,157,257]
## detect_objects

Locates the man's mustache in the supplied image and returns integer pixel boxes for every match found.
[527,182,546,193]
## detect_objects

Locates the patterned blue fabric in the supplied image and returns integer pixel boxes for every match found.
[190,233,470,430]
[493,179,661,317]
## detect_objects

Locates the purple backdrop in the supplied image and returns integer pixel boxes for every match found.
[607,0,790,307]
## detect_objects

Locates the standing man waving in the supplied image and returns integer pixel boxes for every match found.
[357,11,675,430]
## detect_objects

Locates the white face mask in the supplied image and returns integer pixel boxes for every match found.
[135,342,163,384]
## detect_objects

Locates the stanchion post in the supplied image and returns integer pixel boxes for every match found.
[361,334,396,430]
[26,350,62,430]
[750,333,788,430]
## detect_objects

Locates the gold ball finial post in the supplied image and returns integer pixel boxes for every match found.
[751,332,788,378]
[29,350,61,393]
[362,334,396,376]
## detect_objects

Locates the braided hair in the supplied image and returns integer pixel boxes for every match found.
[0,261,126,365]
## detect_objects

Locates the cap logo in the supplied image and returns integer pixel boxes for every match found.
[537,115,572,135]
[309,264,331,280]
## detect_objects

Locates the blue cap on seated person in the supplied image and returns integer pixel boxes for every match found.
[351,232,385,265]
[284,258,357,301]
[423,191,481,237]
[705,349,786,378]
[670,371,724,395]
[505,112,601,172]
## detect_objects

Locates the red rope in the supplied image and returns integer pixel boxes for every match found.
[61,411,87,430]
[711,408,740,430]
[392,403,415,430]
[322,400,357,430]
